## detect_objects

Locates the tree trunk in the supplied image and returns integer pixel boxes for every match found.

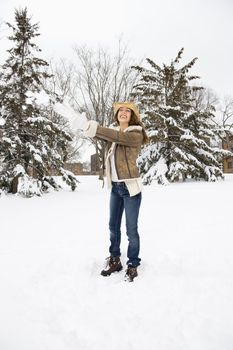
[10,174,21,194]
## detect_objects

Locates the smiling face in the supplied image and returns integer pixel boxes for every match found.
[117,107,132,127]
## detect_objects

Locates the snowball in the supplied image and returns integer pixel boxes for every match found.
[54,101,87,131]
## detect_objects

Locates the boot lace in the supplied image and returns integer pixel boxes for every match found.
[104,256,118,269]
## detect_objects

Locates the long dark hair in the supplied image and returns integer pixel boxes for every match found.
[114,109,149,145]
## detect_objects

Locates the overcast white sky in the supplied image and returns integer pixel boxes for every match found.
[1,0,233,99]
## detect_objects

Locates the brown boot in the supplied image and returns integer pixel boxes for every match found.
[124,266,138,282]
[101,256,123,276]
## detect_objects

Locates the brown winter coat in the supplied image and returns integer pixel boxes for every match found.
[84,120,143,195]
[95,125,143,180]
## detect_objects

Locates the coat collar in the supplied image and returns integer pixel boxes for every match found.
[124,125,142,132]
[110,125,142,132]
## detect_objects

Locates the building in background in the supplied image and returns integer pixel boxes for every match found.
[90,154,100,175]
[222,136,233,173]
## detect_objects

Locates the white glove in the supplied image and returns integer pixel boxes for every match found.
[83,120,98,137]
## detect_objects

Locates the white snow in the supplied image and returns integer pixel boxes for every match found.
[33,153,43,163]
[13,164,25,175]
[2,137,13,145]
[0,117,6,126]
[26,91,50,106]
[17,175,42,197]
[1,175,233,350]
[26,116,50,124]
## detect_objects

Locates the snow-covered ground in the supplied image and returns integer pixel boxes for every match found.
[1,175,233,350]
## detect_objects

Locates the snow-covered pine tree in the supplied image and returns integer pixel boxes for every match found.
[130,48,226,184]
[0,8,77,196]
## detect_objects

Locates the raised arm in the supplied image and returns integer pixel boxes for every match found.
[83,121,143,147]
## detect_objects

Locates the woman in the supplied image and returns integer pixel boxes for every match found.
[83,102,148,282]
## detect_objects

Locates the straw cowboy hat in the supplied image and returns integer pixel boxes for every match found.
[113,102,140,121]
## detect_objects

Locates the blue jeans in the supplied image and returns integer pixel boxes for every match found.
[109,182,142,267]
